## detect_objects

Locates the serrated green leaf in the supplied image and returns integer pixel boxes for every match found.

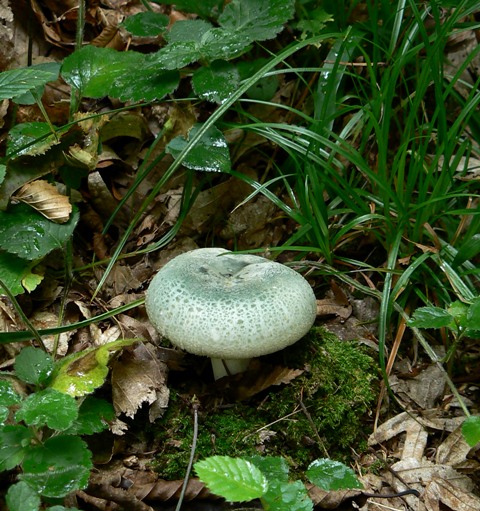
[408,306,454,329]
[466,298,480,331]
[195,456,268,502]
[21,435,92,498]
[166,123,230,172]
[447,300,469,326]
[15,389,78,431]
[462,416,480,447]
[166,19,213,43]
[61,46,179,102]
[0,204,79,261]
[14,346,54,385]
[63,396,115,435]
[218,0,295,42]
[14,62,61,105]
[246,455,290,483]
[0,68,55,101]
[0,379,22,406]
[50,339,137,397]
[0,425,33,471]
[121,12,169,37]
[6,481,41,511]
[7,122,62,157]
[262,480,313,511]
[306,458,362,491]
[192,60,240,103]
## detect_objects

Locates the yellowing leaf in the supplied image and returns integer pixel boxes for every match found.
[15,180,72,224]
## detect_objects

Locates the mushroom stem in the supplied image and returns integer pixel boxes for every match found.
[210,358,251,380]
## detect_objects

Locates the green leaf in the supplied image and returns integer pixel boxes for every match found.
[21,435,92,498]
[408,306,454,329]
[195,456,268,502]
[246,455,290,483]
[0,68,56,101]
[262,480,313,511]
[0,163,6,185]
[166,123,231,172]
[152,0,223,18]
[0,204,79,261]
[192,60,240,103]
[218,0,295,42]
[61,46,179,102]
[462,416,480,447]
[14,346,54,385]
[14,62,61,105]
[50,339,137,397]
[306,458,362,491]
[63,396,115,435]
[0,252,42,296]
[466,297,480,331]
[6,481,41,511]
[0,378,22,406]
[15,389,78,431]
[0,406,9,423]
[0,425,33,471]
[237,58,279,100]
[7,122,62,157]
[453,234,480,267]
[121,12,169,37]
[447,300,469,326]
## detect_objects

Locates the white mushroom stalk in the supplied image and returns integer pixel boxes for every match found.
[145,248,317,380]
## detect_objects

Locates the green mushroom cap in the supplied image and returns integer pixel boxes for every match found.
[145,248,317,360]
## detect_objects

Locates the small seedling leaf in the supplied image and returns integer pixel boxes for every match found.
[262,480,313,511]
[408,306,454,329]
[0,379,22,406]
[0,425,33,471]
[166,123,231,172]
[21,435,92,498]
[218,0,295,42]
[195,456,268,502]
[121,12,169,37]
[306,458,362,491]
[192,60,240,103]
[15,389,78,431]
[246,455,290,483]
[63,396,115,435]
[0,204,79,261]
[5,481,41,511]
[462,416,480,447]
[14,346,54,385]
[0,68,55,101]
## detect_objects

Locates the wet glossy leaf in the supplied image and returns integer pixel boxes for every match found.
[5,481,41,511]
[0,252,33,296]
[15,389,78,431]
[14,62,61,105]
[14,346,54,385]
[192,60,240,103]
[0,425,33,471]
[61,46,179,102]
[263,480,313,511]
[462,416,480,447]
[63,396,115,435]
[7,122,62,157]
[20,435,92,498]
[166,123,231,172]
[466,297,480,331]
[121,12,169,37]
[306,458,362,491]
[0,68,55,101]
[246,455,290,483]
[50,339,137,397]
[218,0,295,42]
[195,456,268,502]
[0,204,79,261]
[408,306,454,329]
[0,379,22,406]
[0,406,8,423]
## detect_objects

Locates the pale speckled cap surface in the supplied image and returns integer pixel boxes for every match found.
[145,248,317,359]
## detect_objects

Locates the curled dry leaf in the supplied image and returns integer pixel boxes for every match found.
[15,180,72,223]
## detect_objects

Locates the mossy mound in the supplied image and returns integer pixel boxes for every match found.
[152,327,378,479]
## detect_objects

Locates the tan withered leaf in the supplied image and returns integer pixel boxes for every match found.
[15,180,72,223]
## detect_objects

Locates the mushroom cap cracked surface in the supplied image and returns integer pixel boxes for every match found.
[145,248,317,360]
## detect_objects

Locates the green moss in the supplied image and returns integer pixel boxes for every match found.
[152,327,378,479]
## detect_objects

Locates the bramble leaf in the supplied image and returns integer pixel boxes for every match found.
[14,347,54,385]
[462,416,480,447]
[192,60,240,103]
[306,458,362,491]
[408,306,454,329]
[63,396,115,435]
[5,481,41,511]
[15,389,78,431]
[0,425,33,471]
[121,12,169,37]
[195,455,268,502]
[0,379,22,406]
[0,68,55,101]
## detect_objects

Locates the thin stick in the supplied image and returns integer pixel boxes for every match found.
[175,399,200,511]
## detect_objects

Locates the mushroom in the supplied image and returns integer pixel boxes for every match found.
[145,248,317,380]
